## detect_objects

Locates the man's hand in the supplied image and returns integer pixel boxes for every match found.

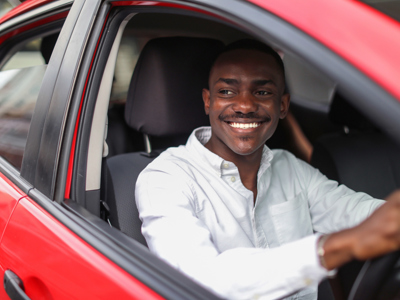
[322,190,400,270]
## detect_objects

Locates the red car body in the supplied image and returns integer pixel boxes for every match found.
[0,0,399,299]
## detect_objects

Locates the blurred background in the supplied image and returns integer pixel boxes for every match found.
[0,0,16,18]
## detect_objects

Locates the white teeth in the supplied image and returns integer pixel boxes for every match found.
[229,122,261,129]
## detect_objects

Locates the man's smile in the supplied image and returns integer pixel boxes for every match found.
[219,113,271,132]
[227,122,262,129]
[220,113,271,132]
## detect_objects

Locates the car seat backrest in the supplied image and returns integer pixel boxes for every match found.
[125,37,222,138]
[105,37,224,245]
[311,93,400,199]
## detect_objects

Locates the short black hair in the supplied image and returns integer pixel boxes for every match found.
[221,39,285,77]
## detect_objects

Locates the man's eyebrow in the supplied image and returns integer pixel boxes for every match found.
[252,79,276,86]
[214,78,277,87]
[215,78,239,85]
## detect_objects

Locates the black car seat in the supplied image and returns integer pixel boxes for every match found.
[104,37,224,245]
[311,93,400,199]
[311,93,400,298]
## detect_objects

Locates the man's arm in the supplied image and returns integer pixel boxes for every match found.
[291,154,400,269]
[323,190,400,270]
[287,153,385,234]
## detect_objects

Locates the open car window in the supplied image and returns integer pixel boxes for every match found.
[80,1,400,241]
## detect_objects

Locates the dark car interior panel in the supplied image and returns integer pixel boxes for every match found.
[311,93,400,199]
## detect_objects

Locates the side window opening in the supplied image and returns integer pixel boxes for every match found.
[89,8,380,244]
[0,32,59,170]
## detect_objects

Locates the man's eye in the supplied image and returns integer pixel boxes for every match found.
[256,91,270,96]
[219,90,234,95]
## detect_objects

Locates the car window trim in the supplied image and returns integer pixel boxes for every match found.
[21,0,100,197]
[0,0,72,33]
[56,1,112,209]
[0,19,65,69]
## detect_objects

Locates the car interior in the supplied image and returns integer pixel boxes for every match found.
[76,8,400,300]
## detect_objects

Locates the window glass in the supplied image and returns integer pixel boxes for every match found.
[0,34,57,170]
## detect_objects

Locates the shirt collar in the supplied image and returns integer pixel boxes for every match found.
[186,126,274,178]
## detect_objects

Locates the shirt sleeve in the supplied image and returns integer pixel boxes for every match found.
[291,156,385,234]
[136,164,330,300]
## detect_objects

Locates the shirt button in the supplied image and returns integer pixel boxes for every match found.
[223,163,229,168]
[230,176,236,182]
[304,278,313,286]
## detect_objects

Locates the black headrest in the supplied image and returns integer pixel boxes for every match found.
[329,93,374,130]
[125,37,224,137]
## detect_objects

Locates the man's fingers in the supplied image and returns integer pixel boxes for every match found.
[351,193,400,260]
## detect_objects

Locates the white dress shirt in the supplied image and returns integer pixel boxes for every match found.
[135,127,384,300]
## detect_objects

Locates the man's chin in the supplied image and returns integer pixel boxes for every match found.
[231,143,263,156]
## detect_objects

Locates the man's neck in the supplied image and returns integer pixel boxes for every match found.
[234,154,262,205]
[204,141,263,204]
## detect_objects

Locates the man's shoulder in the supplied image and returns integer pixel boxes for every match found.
[271,148,298,162]
[270,148,320,180]
[270,148,313,171]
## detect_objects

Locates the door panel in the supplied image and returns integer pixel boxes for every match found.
[0,172,25,300]
[0,172,24,242]
[0,196,163,299]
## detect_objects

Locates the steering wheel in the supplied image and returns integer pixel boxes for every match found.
[347,250,400,300]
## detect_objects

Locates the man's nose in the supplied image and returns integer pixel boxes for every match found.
[232,92,258,114]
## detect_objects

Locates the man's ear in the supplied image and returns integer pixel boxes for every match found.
[279,93,290,119]
[202,88,211,115]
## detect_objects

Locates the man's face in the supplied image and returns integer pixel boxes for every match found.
[202,49,290,159]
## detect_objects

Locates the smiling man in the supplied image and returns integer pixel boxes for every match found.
[202,44,289,205]
[135,40,400,300]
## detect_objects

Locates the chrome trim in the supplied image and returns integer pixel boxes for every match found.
[0,0,73,33]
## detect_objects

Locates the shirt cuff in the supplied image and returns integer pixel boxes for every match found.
[315,233,337,278]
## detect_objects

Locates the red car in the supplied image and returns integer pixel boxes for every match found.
[0,0,400,299]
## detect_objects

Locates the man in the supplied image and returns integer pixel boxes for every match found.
[135,39,400,299]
